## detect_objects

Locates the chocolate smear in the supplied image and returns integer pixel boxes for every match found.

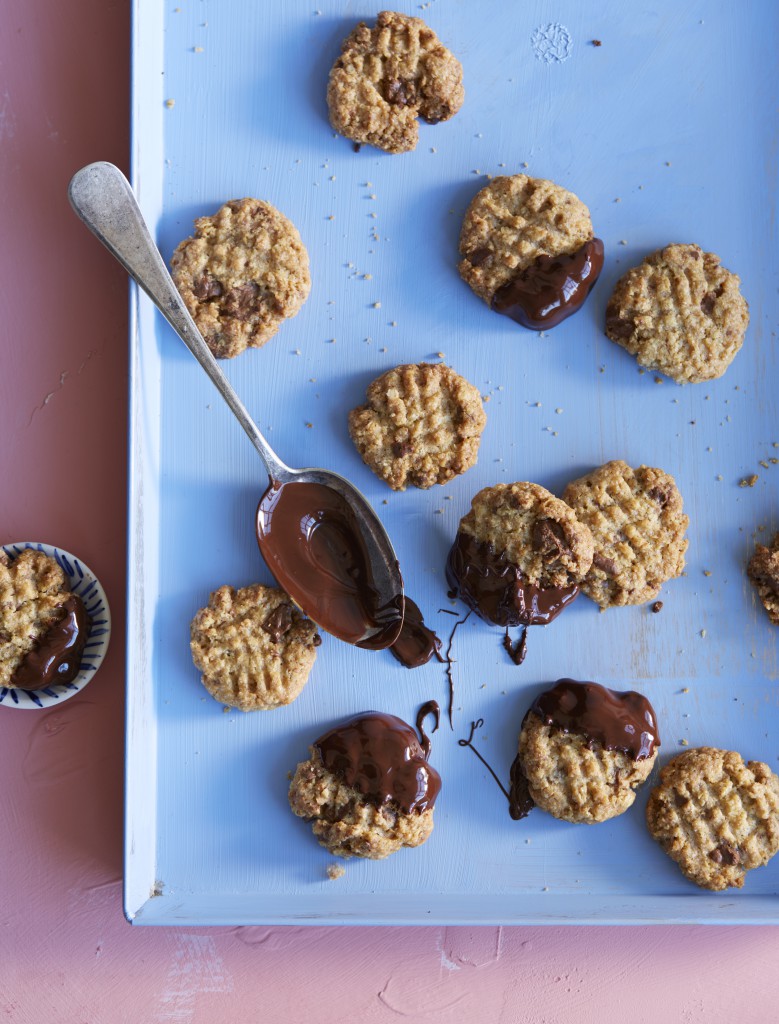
[390,598,443,669]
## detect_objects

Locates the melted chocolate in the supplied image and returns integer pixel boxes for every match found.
[445,531,579,628]
[390,598,443,669]
[529,679,660,760]
[256,479,403,650]
[503,626,528,666]
[415,700,440,759]
[492,238,605,330]
[261,604,293,642]
[444,609,472,728]
[313,712,441,814]
[11,596,90,691]
[508,753,534,820]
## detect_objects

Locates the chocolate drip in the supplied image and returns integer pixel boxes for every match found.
[444,609,472,728]
[312,712,441,814]
[529,679,660,760]
[11,596,90,691]
[508,753,534,820]
[503,626,528,666]
[390,598,443,669]
[415,700,440,759]
[445,530,579,627]
[492,238,605,330]
[256,479,403,650]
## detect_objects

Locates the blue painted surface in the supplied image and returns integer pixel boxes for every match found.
[128,0,779,923]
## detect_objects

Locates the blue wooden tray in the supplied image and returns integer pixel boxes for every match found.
[125,0,779,924]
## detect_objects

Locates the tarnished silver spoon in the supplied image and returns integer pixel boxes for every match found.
[68,161,404,650]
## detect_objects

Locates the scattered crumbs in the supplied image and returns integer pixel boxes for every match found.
[498,162,506,168]
[482,394,491,402]
[555,407,563,414]
[165,98,175,108]
[535,401,542,407]
[293,348,302,355]
[703,570,712,577]
[472,169,481,175]
[651,601,663,613]
[542,887,549,892]
[434,509,443,515]
[716,474,723,481]
[329,175,336,181]
[444,495,452,501]
[665,161,672,167]
[369,212,377,219]
[305,422,313,429]
[774,442,779,448]
[771,458,779,465]
[618,239,627,246]
[363,273,372,280]
[372,302,381,309]
[700,629,707,639]
[309,377,316,383]
[654,376,663,384]
[638,184,644,190]
[329,338,336,344]
[437,351,445,359]
[222,706,231,713]
[706,447,712,452]
[193,46,204,53]
[739,474,759,488]
[591,38,602,46]
[327,214,335,221]
[327,864,345,881]
[614,197,621,203]
[680,739,689,746]
[430,147,437,153]
[379,346,388,353]
[681,687,689,694]
[759,460,770,469]
[369,193,377,200]
[521,161,528,168]
[382,499,389,505]
[599,365,606,373]
[479,683,486,688]
[390,320,397,327]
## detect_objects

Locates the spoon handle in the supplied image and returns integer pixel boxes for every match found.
[68,161,288,480]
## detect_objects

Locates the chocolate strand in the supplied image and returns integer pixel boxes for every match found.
[457,718,512,803]
[444,609,472,728]
[415,700,441,760]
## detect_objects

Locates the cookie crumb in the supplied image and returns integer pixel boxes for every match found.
[651,601,663,613]
[739,475,759,488]
[591,39,602,46]
[165,98,175,108]
[327,864,345,880]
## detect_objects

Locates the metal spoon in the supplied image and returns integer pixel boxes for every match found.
[68,161,404,650]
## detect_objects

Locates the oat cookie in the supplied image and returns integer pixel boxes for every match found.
[605,243,749,383]
[459,482,594,589]
[170,198,310,359]
[563,460,688,608]
[0,549,76,688]
[327,11,464,154]
[189,583,320,711]
[288,711,440,859]
[458,174,594,304]
[348,362,486,490]
[646,747,779,890]
[516,697,658,824]
[747,533,779,625]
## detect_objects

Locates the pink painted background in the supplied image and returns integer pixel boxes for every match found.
[1,3,777,1021]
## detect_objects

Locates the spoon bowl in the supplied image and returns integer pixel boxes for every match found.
[68,161,404,650]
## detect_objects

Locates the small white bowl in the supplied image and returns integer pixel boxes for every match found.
[1,542,111,710]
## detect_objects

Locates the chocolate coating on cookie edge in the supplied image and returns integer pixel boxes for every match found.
[529,679,660,760]
[492,238,604,330]
[445,530,579,627]
[312,712,441,814]
[11,595,90,691]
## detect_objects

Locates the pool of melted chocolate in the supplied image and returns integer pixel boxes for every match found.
[256,478,404,650]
